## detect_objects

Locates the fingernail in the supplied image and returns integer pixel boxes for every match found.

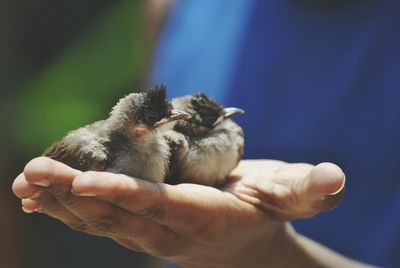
[327,175,346,196]
[33,180,50,187]
[71,188,96,197]
[22,207,37,214]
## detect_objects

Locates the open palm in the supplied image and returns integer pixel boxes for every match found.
[13,157,345,268]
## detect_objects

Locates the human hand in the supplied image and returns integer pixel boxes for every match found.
[12,157,345,268]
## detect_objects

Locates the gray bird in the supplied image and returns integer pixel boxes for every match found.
[44,85,190,183]
[165,93,244,186]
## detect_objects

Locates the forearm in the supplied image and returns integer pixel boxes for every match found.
[292,227,373,268]
[179,224,371,268]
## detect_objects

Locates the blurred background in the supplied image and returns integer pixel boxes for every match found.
[0,0,170,267]
[2,0,400,267]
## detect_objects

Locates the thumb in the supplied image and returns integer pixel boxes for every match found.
[299,162,345,216]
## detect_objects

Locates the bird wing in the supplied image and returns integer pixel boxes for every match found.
[43,122,110,172]
[161,130,189,184]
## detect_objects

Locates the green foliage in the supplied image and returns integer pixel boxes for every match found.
[14,0,147,154]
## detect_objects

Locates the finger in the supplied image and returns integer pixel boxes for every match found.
[23,156,81,188]
[12,173,41,199]
[304,163,345,197]
[22,157,101,231]
[21,191,96,235]
[23,157,101,214]
[48,182,167,242]
[72,171,167,219]
[35,189,177,254]
[22,189,182,258]
[20,157,185,258]
[293,162,345,218]
[72,171,238,237]
[21,198,40,213]
[233,162,345,221]
[21,195,96,235]
[66,185,182,258]
[23,157,172,244]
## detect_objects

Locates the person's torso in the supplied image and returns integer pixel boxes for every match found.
[152,1,400,266]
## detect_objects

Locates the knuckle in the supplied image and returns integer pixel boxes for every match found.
[138,183,167,221]
[107,176,132,204]
[139,201,166,221]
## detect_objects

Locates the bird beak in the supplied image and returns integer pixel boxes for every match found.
[154,109,191,127]
[213,107,244,127]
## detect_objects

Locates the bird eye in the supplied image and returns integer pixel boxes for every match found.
[144,114,159,125]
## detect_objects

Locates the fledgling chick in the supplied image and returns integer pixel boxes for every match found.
[44,85,190,183]
[165,93,244,186]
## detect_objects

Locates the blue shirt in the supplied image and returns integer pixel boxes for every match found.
[152,1,400,266]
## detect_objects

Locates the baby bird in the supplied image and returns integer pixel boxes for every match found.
[44,85,190,183]
[166,93,244,186]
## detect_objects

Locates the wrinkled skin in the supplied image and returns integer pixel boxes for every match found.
[12,157,347,268]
